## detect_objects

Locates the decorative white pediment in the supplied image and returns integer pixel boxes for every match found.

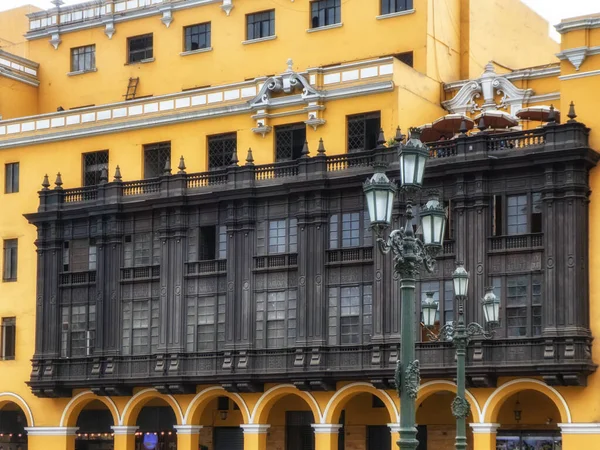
[443,62,533,116]
[556,46,600,71]
[249,59,320,108]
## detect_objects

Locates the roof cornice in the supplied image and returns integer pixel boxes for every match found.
[555,16,600,34]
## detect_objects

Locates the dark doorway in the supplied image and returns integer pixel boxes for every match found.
[286,411,314,450]
[135,404,177,450]
[75,402,114,450]
[0,405,27,450]
[213,426,244,450]
[367,425,391,450]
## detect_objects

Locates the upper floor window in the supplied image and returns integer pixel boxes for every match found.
[144,142,171,179]
[329,212,372,249]
[61,305,95,357]
[71,45,96,72]
[1,317,16,360]
[2,239,17,282]
[255,289,297,348]
[184,22,211,51]
[492,193,542,236]
[128,34,153,63]
[208,133,237,170]
[311,0,341,28]
[247,10,275,40]
[4,162,19,194]
[123,232,161,267]
[198,226,227,261]
[275,123,306,161]
[82,150,108,186]
[492,275,542,338]
[347,112,381,152]
[268,219,297,254]
[381,0,413,15]
[328,285,372,345]
[63,238,97,272]
[186,294,226,351]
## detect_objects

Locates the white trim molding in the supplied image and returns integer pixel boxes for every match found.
[111,426,138,435]
[25,427,78,436]
[559,423,600,435]
[528,92,560,104]
[555,16,600,34]
[388,423,401,434]
[559,69,600,81]
[241,425,270,434]
[173,425,203,435]
[376,9,415,20]
[556,46,600,71]
[180,47,213,57]
[311,424,342,434]
[243,35,277,45]
[470,423,500,434]
[306,23,343,34]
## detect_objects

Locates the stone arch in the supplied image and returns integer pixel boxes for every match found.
[60,390,120,427]
[184,386,251,425]
[250,384,322,424]
[0,392,35,427]
[120,388,184,426]
[323,382,398,424]
[482,378,571,424]
[417,380,482,423]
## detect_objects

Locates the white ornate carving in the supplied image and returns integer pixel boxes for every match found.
[443,62,532,116]
[104,20,116,39]
[221,0,234,16]
[555,46,600,71]
[249,59,320,108]
[49,32,61,50]
[160,7,174,28]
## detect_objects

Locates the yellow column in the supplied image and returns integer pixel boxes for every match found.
[174,425,202,450]
[241,424,270,450]
[25,427,77,450]
[560,423,600,450]
[469,423,499,450]
[312,424,342,450]
[388,423,400,449]
[111,425,138,450]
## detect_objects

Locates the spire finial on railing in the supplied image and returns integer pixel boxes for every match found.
[113,165,122,182]
[377,128,386,147]
[245,148,254,166]
[547,104,557,124]
[230,148,239,166]
[459,119,468,136]
[394,126,404,143]
[99,167,108,184]
[317,138,326,155]
[567,101,577,123]
[300,140,310,158]
[54,172,63,190]
[42,174,50,191]
[477,117,486,131]
[178,156,186,174]
[163,158,172,176]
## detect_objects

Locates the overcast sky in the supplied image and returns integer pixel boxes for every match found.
[1,0,599,41]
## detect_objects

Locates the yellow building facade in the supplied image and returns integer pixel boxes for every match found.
[0,1,599,450]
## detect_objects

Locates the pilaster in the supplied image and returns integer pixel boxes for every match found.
[174,425,202,450]
[469,423,499,450]
[111,426,138,450]
[312,424,341,450]
[241,425,270,450]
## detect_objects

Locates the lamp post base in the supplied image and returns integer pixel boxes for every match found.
[397,426,419,450]
[455,435,468,450]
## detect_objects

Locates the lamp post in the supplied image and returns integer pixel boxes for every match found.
[422,264,500,450]
[363,128,446,450]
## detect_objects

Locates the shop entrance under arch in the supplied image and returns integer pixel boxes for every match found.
[0,401,28,450]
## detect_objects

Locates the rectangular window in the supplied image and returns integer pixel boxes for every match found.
[71,45,96,72]
[269,220,287,254]
[61,305,96,357]
[208,133,237,170]
[275,123,307,161]
[507,195,528,235]
[143,142,171,179]
[63,239,96,272]
[82,150,109,186]
[2,239,17,282]
[128,34,153,63]
[381,0,413,15]
[421,281,440,324]
[246,10,275,40]
[184,22,211,51]
[444,200,454,241]
[124,232,160,267]
[267,291,286,347]
[1,318,15,360]
[328,285,372,345]
[122,299,158,356]
[492,195,503,236]
[443,280,454,324]
[199,226,216,261]
[329,212,371,249]
[342,213,360,248]
[4,163,18,194]
[311,0,341,28]
[532,192,542,233]
[218,226,227,260]
[532,274,542,336]
[347,112,381,152]
[507,276,528,337]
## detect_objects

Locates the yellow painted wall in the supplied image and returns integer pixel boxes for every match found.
[0,76,38,119]
[0,5,41,58]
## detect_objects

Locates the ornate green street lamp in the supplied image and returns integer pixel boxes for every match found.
[364,128,445,450]
[423,264,500,450]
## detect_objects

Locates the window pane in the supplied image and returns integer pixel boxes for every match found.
[311,0,341,28]
[144,142,170,179]
[4,163,19,194]
[208,133,237,170]
[507,195,528,235]
[83,151,109,186]
[3,239,17,281]
[184,22,211,51]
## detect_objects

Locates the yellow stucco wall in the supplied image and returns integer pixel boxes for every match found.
[0,5,41,58]
[0,76,38,120]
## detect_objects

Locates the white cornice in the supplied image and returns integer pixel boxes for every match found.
[111,426,138,435]
[0,81,393,149]
[527,92,560,104]
[173,425,203,435]
[0,67,40,87]
[469,423,500,434]
[241,425,270,434]
[559,423,600,434]
[556,46,600,71]
[444,65,560,92]
[558,69,600,81]
[312,424,342,434]
[26,0,221,40]
[555,16,600,34]
[25,427,78,436]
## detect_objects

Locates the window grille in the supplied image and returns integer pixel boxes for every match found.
[83,150,108,186]
[275,123,306,161]
[143,142,170,179]
[208,133,237,170]
[347,112,381,152]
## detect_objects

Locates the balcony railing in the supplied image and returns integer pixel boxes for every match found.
[37,122,590,213]
[326,247,373,264]
[186,260,227,275]
[33,336,594,393]
[489,233,544,251]
[254,254,298,270]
